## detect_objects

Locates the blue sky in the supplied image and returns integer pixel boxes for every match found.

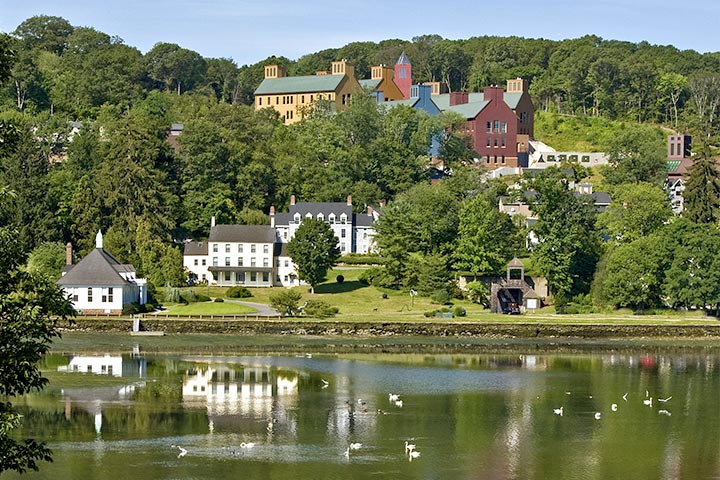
[1,0,718,66]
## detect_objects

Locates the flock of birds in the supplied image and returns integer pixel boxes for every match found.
[553,389,673,419]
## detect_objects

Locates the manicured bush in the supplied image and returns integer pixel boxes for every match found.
[226,286,252,298]
[339,253,386,265]
[302,300,339,318]
[430,289,451,305]
[336,275,344,284]
[122,302,144,315]
[195,293,211,302]
[270,289,303,316]
[214,297,224,302]
[453,305,467,317]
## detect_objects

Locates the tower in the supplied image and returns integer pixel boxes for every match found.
[394,51,412,100]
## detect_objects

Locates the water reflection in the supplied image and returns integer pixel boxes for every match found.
[6,347,720,479]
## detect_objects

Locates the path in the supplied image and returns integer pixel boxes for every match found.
[225,299,279,316]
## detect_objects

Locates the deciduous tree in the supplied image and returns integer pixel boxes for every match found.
[287,218,340,293]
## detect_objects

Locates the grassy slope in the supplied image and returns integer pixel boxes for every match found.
[162,301,257,315]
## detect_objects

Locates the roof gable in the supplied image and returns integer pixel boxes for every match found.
[57,248,131,286]
[209,225,276,243]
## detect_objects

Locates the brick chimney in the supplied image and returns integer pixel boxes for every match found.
[367,206,373,216]
[449,92,469,106]
[290,194,296,205]
[211,216,216,228]
[346,195,352,206]
[264,65,286,79]
[379,199,386,207]
[483,86,504,102]
[65,242,72,265]
[270,205,275,227]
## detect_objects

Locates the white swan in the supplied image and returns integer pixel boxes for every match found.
[594,412,602,420]
[404,441,416,454]
[394,399,403,407]
[389,393,399,402]
[408,451,421,461]
[643,398,653,407]
[350,442,362,450]
[611,403,618,412]
[553,407,563,416]
[240,442,255,449]
[658,396,672,403]
[171,445,187,458]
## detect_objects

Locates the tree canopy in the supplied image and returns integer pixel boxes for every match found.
[287,218,341,293]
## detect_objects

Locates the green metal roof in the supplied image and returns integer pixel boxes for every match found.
[381,98,418,111]
[666,160,681,171]
[255,74,345,95]
[359,79,382,90]
[431,92,524,112]
[445,100,489,119]
[503,92,523,108]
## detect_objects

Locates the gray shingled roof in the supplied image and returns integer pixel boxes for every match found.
[184,241,208,256]
[57,248,132,286]
[289,202,353,218]
[209,225,276,243]
[396,51,411,65]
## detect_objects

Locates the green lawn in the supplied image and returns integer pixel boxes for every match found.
[162,301,257,315]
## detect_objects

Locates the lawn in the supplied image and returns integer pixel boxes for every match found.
[162,301,257,315]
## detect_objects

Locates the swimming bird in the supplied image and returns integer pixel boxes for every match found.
[408,451,421,461]
[389,393,399,402]
[643,398,653,407]
[405,441,416,454]
[646,390,649,398]
[611,403,618,412]
[377,409,387,415]
[350,442,362,450]
[553,407,564,416]
[658,409,672,416]
[658,396,672,403]
[343,447,350,458]
[594,412,602,420]
[394,399,403,407]
[622,393,628,402]
[240,442,255,449]
[321,379,329,389]
[171,445,187,458]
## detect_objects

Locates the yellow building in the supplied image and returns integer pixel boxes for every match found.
[254,60,362,125]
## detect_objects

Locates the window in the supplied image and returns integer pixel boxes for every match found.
[294,213,301,224]
[276,96,279,105]
[262,272,269,282]
[238,244,243,253]
[501,121,507,133]
[88,288,93,302]
[493,120,499,132]
[238,272,245,283]
[284,260,289,267]
[202,259,206,266]
[194,259,198,266]
[263,258,269,267]
[501,156,506,164]
[501,138,506,148]
[341,229,346,238]
[251,272,257,282]
[225,244,230,253]
[259,97,262,106]
[238,258,243,266]
[671,143,675,156]
[225,257,230,266]
[213,244,218,253]
[301,95,305,103]
[486,121,492,133]
[202,274,206,281]
[494,156,498,164]
[328,213,336,224]
[494,138,498,148]
[108,288,113,302]
[225,272,231,281]
[399,67,407,79]
[486,138,491,147]
[341,243,346,252]
[284,275,289,282]
[317,213,324,221]
[251,258,256,267]
[263,245,269,254]
[340,214,347,224]
[283,231,288,240]
[213,257,218,266]
[251,244,256,253]
[72,294,79,302]
[520,111,528,123]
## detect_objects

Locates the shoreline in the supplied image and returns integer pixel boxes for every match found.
[56,317,720,339]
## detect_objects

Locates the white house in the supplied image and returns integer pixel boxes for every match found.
[183,241,210,284]
[204,222,277,287]
[57,231,147,315]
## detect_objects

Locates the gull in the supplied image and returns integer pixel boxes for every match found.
[643,398,653,407]
[553,407,564,416]
[389,393,399,402]
[350,442,362,450]
[658,396,672,403]
[408,451,421,461]
[594,412,602,420]
[240,442,255,449]
[321,379,329,389]
[658,409,672,416]
[611,403,618,412]
[171,445,187,458]
[404,441,416,454]
[565,391,572,395]
[622,393,628,402]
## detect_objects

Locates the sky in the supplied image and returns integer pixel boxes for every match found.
[1,0,719,66]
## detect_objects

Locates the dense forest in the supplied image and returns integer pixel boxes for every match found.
[2,15,720,312]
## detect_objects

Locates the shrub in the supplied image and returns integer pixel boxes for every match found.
[195,293,210,302]
[226,286,252,298]
[214,297,224,303]
[430,289,451,305]
[359,267,397,288]
[465,281,490,307]
[165,287,181,304]
[453,305,467,317]
[270,289,303,316]
[340,253,385,265]
[122,302,144,315]
[302,300,339,318]
[336,275,344,284]
[180,289,197,303]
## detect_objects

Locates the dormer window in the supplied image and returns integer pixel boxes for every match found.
[328,213,336,224]
[317,213,324,221]
[305,212,312,220]
[293,213,301,224]
[340,213,348,224]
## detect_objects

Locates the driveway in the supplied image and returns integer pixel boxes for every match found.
[225,300,279,316]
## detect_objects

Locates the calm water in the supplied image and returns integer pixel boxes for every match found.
[7,345,720,480]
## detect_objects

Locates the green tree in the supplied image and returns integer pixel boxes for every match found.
[527,168,601,304]
[683,144,720,224]
[596,182,672,244]
[0,226,73,473]
[269,289,303,316]
[145,42,207,94]
[287,218,340,293]
[453,194,519,275]
[26,241,66,280]
[657,72,687,129]
[601,125,667,185]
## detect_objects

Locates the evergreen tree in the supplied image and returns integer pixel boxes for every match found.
[683,144,720,224]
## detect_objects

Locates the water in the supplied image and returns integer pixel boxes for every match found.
[6,346,720,479]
